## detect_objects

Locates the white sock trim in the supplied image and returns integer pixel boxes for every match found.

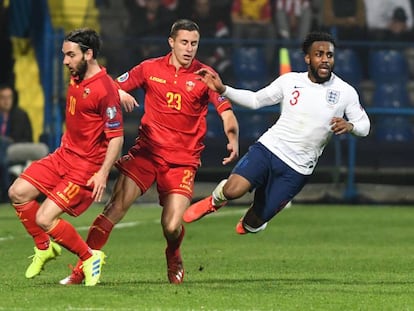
[212,179,228,206]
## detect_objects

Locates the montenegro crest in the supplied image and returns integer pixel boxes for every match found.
[186,80,195,91]
[326,89,339,105]
[83,88,90,98]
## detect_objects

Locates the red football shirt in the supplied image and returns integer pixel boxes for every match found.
[61,67,124,170]
[116,53,232,166]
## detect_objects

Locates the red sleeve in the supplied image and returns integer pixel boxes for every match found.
[102,89,124,140]
[115,62,146,92]
[208,88,232,114]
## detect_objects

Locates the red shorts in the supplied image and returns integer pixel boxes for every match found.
[21,148,97,217]
[115,144,197,206]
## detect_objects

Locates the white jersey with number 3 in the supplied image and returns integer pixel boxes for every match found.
[223,72,370,175]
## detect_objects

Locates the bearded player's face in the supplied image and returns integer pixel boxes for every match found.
[62,41,88,81]
[305,41,334,84]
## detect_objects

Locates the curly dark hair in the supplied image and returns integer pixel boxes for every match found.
[64,28,101,59]
[302,31,336,55]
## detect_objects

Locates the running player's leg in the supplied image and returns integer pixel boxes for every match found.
[237,153,308,234]
[9,162,61,279]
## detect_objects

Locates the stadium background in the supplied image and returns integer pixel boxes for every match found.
[1,0,414,204]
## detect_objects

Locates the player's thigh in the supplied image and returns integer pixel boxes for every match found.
[229,142,271,197]
[157,165,196,206]
[255,164,308,222]
[103,174,142,223]
[115,149,157,194]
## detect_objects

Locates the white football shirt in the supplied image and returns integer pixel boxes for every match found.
[223,72,370,175]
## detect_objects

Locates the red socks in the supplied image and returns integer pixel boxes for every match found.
[14,201,50,250]
[47,219,92,261]
[86,214,115,250]
[165,225,185,256]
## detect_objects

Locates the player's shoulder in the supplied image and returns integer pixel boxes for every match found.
[273,72,306,86]
[331,73,358,93]
[139,55,165,69]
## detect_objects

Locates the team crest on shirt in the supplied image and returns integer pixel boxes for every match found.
[106,106,117,119]
[186,80,195,91]
[83,88,90,98]
[117,72,129,83]
[326,89,340,105]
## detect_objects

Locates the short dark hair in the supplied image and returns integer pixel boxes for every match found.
[169,19,200,39]
[302,31,336,54]
[64,28,101,58]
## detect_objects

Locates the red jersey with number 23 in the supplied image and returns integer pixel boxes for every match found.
[116,53,232,167]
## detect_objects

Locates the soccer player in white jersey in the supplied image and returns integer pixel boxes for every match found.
[183,31,370,234]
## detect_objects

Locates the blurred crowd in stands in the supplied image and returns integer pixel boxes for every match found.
[94,0,414,77]
[2,0,414,85]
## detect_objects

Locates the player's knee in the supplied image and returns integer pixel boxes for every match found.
[162,221,181,237]
[8,182,25,203]
[103,201,129,224]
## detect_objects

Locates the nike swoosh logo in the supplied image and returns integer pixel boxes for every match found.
[294,86,304,89]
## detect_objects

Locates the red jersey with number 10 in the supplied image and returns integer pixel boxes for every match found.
[61,67,124,171]
[116,53,232,167]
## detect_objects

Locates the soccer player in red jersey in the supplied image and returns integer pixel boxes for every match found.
[8,28,124,286]
[61,19,239,285]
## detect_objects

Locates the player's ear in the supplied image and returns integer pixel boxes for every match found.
[304,54,310,65]
[84,48,94,61]
[168,37,174,49]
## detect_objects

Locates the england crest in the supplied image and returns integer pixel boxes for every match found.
[326,89,340,105]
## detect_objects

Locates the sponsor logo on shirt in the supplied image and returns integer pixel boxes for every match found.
[117,72,129,83]
[186,80,195,91]
[106,106,117,119]
[326,89,339,105]
[149,76,166,84]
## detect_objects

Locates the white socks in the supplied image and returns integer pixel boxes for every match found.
[212,179,228,207]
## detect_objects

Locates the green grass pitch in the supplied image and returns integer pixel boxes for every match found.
[1,203,414,310]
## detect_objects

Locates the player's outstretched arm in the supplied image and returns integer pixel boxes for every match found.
[118,89,139,112]
[195,68,226,94]
[220,110,239,165]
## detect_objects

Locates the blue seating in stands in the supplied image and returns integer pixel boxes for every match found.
[334,49,362,88]
[368,49,409,83]
[238,112,273,140]
[372,82,410,108]
[232,47,268,90]
[205,112,223,139]
[375,116,414,142]
[287,48,307,72]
